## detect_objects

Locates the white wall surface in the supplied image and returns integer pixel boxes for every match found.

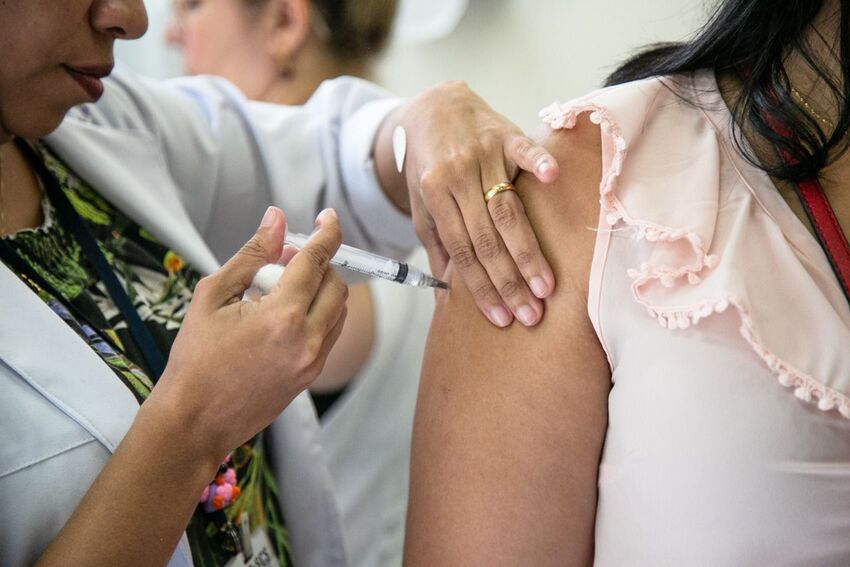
[116,0,184,78]
[378,0,711,129]
[118,0,713,130]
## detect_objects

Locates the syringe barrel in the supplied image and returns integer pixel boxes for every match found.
[285,232,402,281]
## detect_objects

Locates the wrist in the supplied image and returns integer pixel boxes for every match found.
[137,380,223,484]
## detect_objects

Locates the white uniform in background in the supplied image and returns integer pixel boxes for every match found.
[321,247,434,567]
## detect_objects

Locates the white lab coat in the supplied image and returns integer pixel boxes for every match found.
[0,67,419,567]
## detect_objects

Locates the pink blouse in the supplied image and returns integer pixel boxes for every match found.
[542,71,850,565]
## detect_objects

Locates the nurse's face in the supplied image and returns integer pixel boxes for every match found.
[165,0,275,99]
[0,0,148,142]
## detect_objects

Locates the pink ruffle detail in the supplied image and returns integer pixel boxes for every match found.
[540,101,850,419]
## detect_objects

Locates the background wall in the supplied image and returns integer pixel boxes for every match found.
[118,0,712,130]
[377,0,710,129]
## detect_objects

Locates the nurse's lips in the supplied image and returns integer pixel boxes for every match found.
[64,64,113,100]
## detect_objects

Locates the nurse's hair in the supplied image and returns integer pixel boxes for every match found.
[313,0,396,60]
[246,0,397,62]
[606,0,850,183]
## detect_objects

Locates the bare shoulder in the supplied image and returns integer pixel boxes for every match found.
[516,114,603,300]
[428,113,604,354]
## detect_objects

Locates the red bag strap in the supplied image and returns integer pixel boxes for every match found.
[765,115,850,304]
[793,178,850,291]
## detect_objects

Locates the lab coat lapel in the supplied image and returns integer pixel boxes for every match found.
[0,263,139,453]
[46,120,220,275]
[0,265,196,566]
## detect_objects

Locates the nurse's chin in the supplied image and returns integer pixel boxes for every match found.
[0,100,76,141]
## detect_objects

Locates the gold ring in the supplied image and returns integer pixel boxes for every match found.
[483,182,515,203]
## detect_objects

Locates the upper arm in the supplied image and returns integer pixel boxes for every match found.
[404,117,610,567]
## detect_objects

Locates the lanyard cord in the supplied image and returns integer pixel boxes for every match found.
[12,139,167,381]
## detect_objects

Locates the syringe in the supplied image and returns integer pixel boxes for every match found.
[284,232,448,289]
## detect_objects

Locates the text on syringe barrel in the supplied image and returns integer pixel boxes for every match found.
[285,232,411,284]
[332,256,407,281]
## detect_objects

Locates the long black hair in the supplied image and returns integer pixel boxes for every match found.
[606,0,850,182]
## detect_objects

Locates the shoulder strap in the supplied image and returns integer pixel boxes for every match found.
[762,113,850,306]
[791,177,850,303]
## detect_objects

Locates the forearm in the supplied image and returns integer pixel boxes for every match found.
[36,395,218,566]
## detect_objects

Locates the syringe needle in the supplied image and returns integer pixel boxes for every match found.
[284,232,447,289]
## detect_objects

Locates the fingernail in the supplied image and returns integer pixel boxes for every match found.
[489,306,512,327]
[314,208,337,228]
[536,158,554,177]
[517,305,538,326]
[530,277,548,298]
[260,207,276,228]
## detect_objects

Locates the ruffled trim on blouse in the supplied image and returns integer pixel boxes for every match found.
[540,89,850,419]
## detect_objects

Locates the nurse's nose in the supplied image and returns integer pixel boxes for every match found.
[91,0,149,40]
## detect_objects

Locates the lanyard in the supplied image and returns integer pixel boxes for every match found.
[764,115,850,306]
[7,139,167,380]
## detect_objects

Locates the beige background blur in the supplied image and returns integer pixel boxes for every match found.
[118,0,711,130]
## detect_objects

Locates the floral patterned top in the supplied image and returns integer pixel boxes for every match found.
[0,144,291,566]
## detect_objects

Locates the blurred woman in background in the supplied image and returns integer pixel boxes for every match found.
[166,2,434,565]
[167,0,396,104]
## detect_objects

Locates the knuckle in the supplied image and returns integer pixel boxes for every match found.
[441,153,471,181]
[223,281,246,302]
[448,240,477,269]
[515,250,534,267]
[334,279,350,301]
[471,281,494,301]
[436,79,470,97]
[512,136,537,158]
[477,130,501,152]
[323,274,349,303]
[263,318,285,342]
[418,169,442,195]
[278,308,305,332]
[303,243,332,270]
[300,337,324,368]
[489,200,519,231]
[192,275,215,298]
[499,279,522,299]
[473,230,503,260]
[239,236,269,260]
[413,219,431,242]
[452,148,477,168]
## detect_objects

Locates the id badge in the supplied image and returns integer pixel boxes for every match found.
[225,515,279,567]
